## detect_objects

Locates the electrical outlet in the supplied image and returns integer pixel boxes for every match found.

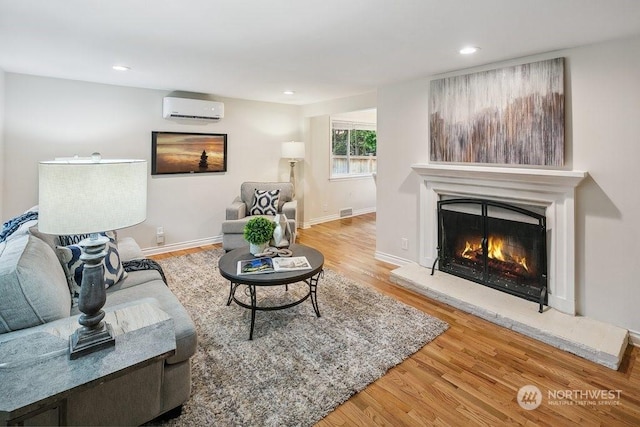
[322,203,328,212]
[401,238,408,250]
[156,226,165,244]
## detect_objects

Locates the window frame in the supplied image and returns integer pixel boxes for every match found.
[330,120,377,179]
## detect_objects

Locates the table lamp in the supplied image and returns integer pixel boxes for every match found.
[38,154,147,359]
[281,141,305,198]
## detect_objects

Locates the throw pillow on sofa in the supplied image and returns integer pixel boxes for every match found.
[56,231,127,306]
[249,189,280,215]
[0,234,71,333]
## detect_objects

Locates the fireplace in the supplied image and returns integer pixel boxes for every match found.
[389,165,631,370]
[390,165,631,370]
[436,198,547,312]
[411,164,587,315]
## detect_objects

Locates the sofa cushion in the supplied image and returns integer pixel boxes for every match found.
[57,232,127,306]
[249,189,279,215]
[117,236,146,262]
[29,225,60,250]
[101,281,197,364]
[108,268,164,291]
[0,234,71,333]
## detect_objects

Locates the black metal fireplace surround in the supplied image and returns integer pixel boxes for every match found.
[433,198,548,312]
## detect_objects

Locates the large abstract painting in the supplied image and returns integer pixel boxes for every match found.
[430,58,564,166]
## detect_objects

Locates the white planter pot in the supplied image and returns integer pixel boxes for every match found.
[249,242,267,256]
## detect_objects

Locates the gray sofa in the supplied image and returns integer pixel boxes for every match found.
[222,181,297,251]
[0,211,196,426]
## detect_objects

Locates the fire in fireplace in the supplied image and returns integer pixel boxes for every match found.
[434,198,548,312]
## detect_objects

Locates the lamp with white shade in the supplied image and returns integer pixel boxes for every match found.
[281,141,305,198]
[38,154,147,359]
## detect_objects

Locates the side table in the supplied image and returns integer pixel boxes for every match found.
[0,302,175,426]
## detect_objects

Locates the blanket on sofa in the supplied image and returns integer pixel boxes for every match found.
[122,259,167,284]
[0,210,39,243]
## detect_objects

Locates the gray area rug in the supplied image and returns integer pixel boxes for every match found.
[157,249,448,426]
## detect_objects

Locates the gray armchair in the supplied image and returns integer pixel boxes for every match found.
[221,182,297,251]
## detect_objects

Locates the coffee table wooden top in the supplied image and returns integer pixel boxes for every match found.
[218,244,324,286]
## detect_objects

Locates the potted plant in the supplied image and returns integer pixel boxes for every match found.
[244,216,276,255]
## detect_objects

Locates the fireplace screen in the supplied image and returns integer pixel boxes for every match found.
[436,199,548,311]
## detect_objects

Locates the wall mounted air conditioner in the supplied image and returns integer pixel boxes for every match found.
[162,97,224,121]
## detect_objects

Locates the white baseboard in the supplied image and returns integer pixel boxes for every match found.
[374,250,414,267]
[141,235,222,256]
[303,207,376,228]
[629,329,640,347]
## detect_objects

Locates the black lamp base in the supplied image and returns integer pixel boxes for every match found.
[69,234,115,360]
[69,322,115,360]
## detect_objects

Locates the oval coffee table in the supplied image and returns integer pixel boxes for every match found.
[218,244,324,340]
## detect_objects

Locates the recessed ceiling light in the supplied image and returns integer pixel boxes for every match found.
[112,65,131,71]
[459,46,480,55]
[283,90,295,95]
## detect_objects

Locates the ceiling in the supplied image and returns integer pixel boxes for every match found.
[1,0,640,105]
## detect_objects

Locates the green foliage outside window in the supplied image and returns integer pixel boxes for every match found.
[333,129,348,155]
[331,129,376,155]
[352,130,377,155]
[331,124,377,176]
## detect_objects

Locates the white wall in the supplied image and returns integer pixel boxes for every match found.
[376,35,640,335]
[302,92,377,226]
[376,76,430,262]
[3,74,301,250]
[570,37,640,332]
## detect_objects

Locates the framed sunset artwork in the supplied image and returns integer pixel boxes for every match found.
[151,131,227,175]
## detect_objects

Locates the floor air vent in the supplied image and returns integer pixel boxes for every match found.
[339,208,353,218]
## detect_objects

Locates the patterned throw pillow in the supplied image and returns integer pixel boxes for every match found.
[249,189,280,216]
[56,231,127,306]
[58,230,118,246]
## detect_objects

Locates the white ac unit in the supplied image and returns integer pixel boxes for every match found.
[162,97,224,121]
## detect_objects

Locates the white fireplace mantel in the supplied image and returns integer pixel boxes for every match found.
[411,163,587,188]
[411,163,588,315]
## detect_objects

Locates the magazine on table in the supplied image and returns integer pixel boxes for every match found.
[272,256,312,272]
[237,257,275,275]
[237,256,312,275]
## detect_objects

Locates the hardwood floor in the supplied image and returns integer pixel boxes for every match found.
[152,213,640,426]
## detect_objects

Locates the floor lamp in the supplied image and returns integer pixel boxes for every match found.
[281,141,305,198]
[38,155,147,359]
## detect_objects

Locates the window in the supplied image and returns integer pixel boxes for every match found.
[331,120,377,177]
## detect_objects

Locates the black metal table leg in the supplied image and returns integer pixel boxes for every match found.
[249,285,257,340]
[308,270,323,317]
[226,282,238,306]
